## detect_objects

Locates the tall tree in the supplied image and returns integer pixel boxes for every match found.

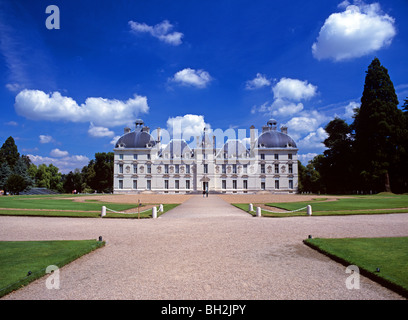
[352,57,402,192]
[319,118,354,193]
[87,152,114,193]
[0,162,12,191]
[0,136,20,169]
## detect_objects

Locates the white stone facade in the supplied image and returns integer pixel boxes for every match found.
[113,119,298,194]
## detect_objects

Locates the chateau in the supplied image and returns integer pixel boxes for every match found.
[113,119,298,194]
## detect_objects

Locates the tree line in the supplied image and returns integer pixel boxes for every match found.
[298,57,408,194]
[0,137,113,195]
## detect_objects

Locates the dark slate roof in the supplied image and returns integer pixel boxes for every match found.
[115,130,156,149]
[256,130,297,148]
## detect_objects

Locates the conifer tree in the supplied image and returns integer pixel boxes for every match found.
[352,57,402,192]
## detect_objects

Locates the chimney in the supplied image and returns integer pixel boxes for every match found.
[281,126,288,134]
[250,125,256,157]
[124,127,131,134]
[156,127,161,144]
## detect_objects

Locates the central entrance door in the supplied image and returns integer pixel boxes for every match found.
[203,182,208,191]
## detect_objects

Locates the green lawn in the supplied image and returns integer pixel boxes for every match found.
[304,237,408,297]
[0,239,105,297]
[0,195,135,211]
[234,194,408,217]
[268,194,408,212]
[0,195,179,218]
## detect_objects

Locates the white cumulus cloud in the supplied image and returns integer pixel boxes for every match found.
[28,154,90,174]
[50,148,69,157]
[312,2,396,61]
[88,122,115,137]
[251,77,317,118]
[129,20,183,46]
[14,90,149,127]
[245,73,272,90]
[39,135,54,144]
[171,68,212,88]
[166,114,210,142]
[272,78,317,101]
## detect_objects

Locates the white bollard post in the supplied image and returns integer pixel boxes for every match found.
[159,204,163,212]
[152,206,157,219]
[256,207,262,217]
[101,206,106,217]
[307,205,312,216]
[249,203,253,212]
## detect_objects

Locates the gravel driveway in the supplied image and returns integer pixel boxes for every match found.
[1,195,407,300]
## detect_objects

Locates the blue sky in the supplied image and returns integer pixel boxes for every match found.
[1,0,407,173]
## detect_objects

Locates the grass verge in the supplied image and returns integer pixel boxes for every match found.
[0,239,105,298]
[304,237,408,298]
[0,194,180,218]
[103,203,180,218]
[233,194,408,217]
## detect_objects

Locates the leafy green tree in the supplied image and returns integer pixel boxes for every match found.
[297,160,306,193]
[352,57,402,192]
[6,174,27,194]
[63,169,83,193]
[0,163,12,191]
[0,136,20,169]
[87,152,113,193]
[319,117,354,193]
[13,157,34,188]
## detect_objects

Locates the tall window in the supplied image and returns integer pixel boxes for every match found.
[164,180,169,189]
[233,180,237,189]
[261,164,265,174]
[288,153,292,160]
[289,164,293,174]
[175,180,179,189]
[260,153,265,160]
[243,180,248,189]
[119,154,123,160]
[186,180,190,189]
[147,164,151,174]
[165,164,169,174]
[133,180,137,189]
[175,164,179,173]
[204,164,208,174]
[274,154,279,160]
[222,164,226,174]
[222,180,226,189]
[133,154,138,160]
[243,164,247,174]
[119,180,123,189]
[289,180,293,189]
[133,164,137,174]
[275,164,279,174]
[119,164,123,174]
[232,164,237,174]
[186,165,190,174]
[147,180,151,190]
[275,180,279,189]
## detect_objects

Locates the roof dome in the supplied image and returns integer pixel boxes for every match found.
[256,130,297,148]
[115,130,156,149]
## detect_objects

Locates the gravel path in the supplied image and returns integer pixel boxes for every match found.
[1,194,407,300]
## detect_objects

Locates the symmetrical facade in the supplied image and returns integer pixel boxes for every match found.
[113,119,298,194]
